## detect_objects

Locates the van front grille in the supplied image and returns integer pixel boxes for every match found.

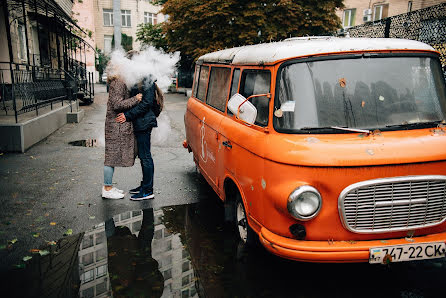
[338,176,446,233]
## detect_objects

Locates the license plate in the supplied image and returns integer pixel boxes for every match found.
[369,242,446,264]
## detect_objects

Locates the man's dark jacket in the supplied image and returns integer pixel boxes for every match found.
[124,78,158,131]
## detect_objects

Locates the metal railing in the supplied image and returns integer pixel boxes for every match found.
[344,3,446,78]
[0,61,95,122]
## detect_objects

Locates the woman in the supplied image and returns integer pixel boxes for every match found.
[102,62,142,199]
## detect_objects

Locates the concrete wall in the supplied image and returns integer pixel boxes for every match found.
[0,103,74,152]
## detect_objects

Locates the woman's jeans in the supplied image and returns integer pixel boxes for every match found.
[104,166,115,186]
[135,129,154,193]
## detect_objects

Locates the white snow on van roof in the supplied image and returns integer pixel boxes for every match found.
[197,37,435,65]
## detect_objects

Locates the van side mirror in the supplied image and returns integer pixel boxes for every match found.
[227,93,257,124]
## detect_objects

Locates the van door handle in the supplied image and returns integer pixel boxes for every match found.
[222,141,232,149]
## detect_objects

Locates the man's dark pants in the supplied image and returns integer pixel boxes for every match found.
[135,129,154,193]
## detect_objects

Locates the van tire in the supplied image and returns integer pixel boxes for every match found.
[235,193,257,246]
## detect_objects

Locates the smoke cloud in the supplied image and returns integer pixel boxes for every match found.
[107,46,180,92]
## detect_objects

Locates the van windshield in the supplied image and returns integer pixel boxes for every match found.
[274,55,446,133]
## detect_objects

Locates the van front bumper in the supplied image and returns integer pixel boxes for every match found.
[259,227,446,263]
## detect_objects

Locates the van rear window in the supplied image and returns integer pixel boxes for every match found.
[196,66,209,101]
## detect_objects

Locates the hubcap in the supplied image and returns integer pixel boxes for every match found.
[236,202,248,242]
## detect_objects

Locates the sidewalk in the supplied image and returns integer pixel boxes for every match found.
[0,85,199,271]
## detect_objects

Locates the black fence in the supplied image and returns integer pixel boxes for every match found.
[345,2,446,77]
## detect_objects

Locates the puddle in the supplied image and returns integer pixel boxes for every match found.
[1,199,446,297]
[69,139,98,147]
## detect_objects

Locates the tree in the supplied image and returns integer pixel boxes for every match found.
[161,0,344,68]
[112,33,133,52]
[136,23,168,52]
[95,48,109,81]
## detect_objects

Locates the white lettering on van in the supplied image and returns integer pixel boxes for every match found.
[207,150,216,163]
[200,117,207,162]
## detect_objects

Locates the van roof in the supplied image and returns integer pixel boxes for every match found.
[197,37,435,65]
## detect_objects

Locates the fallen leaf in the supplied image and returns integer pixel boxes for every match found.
[50,222,56,226]
[78,202,85,206]
[23,256,32,261]
[8,238,18,244]
[32,233,40,238]
[39,250,49,256]
[64,229,73,236]
[47,241,57,246]
[89,216,95,220]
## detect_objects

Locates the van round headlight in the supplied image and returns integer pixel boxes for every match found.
[287,185,322,221]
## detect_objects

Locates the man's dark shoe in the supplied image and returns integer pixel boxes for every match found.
[129,185,142,194]
[130,190,154,201]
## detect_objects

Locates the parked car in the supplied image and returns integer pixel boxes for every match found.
[183,37,446,264]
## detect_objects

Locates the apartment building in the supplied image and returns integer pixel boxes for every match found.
[337,0,445,29]
[94,0,167,54]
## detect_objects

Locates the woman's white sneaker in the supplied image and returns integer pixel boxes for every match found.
[112,187,125,194]
[102,187,125,199]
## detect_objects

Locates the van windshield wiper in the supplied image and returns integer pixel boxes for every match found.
[299,126,371,134]
[385,120,445,130]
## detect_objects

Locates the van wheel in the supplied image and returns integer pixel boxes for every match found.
[235,193,256,246]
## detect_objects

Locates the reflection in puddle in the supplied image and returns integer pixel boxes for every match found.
[78,208,198,298]
[69,139,98,147]
[3,199,446,297]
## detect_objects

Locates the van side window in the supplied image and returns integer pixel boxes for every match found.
[230,68,241,98]
[239,70,271,126]
[206,67,231,112]
[192,65,200,98]
[196,66,209,102]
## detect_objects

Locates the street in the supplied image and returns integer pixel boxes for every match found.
[0,85,446,298]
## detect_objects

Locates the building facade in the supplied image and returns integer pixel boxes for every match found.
[94,0,167,54]
[0,0,94,152]
[337,0,445,29]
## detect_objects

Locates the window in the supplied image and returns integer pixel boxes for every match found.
[182,261,190,272]
[82,252,94,266]
[18,24,27,61]
[373,5,388,21]
[163,268,172,280]
[82,234,94,249]
[121,10,131,27]
[239,70,271,126]
[82,269,94,283]
[121,211,130,220]
[132,220,142,232]
[82,287,94,298]
[96,247,107,261]
[230,68,240,98]
[192,65,200,97]
[206,67,231,112]
[342,9,356,28]
[104,35,113,54]
[95,231,105,245]
[96,264,107,278]
[144,12,157,25]
[196,66,209,101]
[103,9,113,26]
[182,275,190,287]
[96,280,107,295]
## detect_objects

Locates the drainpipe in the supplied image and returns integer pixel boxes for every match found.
[113,0,121,50]
[21,0,30,66]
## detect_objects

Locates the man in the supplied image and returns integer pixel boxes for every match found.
[116,77,157,200]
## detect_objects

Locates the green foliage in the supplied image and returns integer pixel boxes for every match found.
[112,33,133,52]
[95,48,109,80]
[136,23,168,52]
[161,0,344,68]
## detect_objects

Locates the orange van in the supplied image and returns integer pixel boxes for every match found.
[183,37,446,263]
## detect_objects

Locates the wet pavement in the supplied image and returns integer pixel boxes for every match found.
[1,84,446,297]
[1,196,446,297]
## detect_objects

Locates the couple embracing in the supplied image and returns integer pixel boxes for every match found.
[102,51,163,201]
